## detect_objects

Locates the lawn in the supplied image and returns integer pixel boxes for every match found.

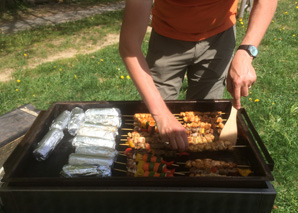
[0,0,297,212]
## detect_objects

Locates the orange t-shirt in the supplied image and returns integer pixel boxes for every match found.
[151,0,239,41]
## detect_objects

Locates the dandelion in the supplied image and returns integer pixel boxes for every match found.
[120,75,124,79]
[249,98,252,101]
[15,89,19,92]
[240,21,244,25]
[239,18,243,22]
[59,68,63,71]
[126,75,130,79]
[282,27,285,30]
[272,102,275,105]
[100,59,104,62]
[254,99,260,102]
[293,34,296,37]
[284,11,288,15]
[249,91,252,95]
[271,20,274,23]
[17,79,21,83]
[74,75,77,79]
[24,53,27,57]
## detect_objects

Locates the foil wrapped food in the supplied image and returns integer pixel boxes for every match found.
[77,126,117,141]
[75,146,118,158]
[84,115,122,128]
[61,164,111,177]
[85,108,121,117]
[50,110,71,130]
[68,153,115,167]
[33,128,64,161]
[82,123,119,135]
[68,107,85,136]
[72,136,116,149]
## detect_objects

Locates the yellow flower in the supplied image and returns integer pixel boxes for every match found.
[254,99,260,102]
[293,34,296,37]
[126,75,130,79]
[53,66,56,69]
[120,75,124,79]
[271,20,274,23]
[240,21,244,25]
[249,98,252,101]
[32,94,36,97]
[24,53,27,57]
[284,11,288,15]
[74,75,77,79]
[17,79,21,83]
[100,59,104,62]
[239,18,243,22]
[272,102,275,105]
[15,89,19,92]
[59,68,63,71]
[249,91,252,94]
[282,27,285,30]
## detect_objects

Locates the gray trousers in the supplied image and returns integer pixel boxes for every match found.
[146,27,236,100]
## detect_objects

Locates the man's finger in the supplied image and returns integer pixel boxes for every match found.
[233,85,242,109]
[241,86,249,97]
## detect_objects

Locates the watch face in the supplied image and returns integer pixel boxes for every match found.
[248,45,258,57]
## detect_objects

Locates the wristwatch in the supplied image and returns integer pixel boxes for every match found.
[237,45,258,58]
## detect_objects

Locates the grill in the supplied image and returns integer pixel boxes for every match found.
[0,100,276,213]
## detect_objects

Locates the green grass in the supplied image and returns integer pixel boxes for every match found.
[0,9,124,72]
[0,0,297,212]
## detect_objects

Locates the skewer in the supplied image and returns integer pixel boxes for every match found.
[176,162,251,168]
[118,153,180,167]
[121,128,134,131]
[122,112,227,117]
[114,168,128,173]
[124,118,227,122]
[115,168,185,176]
[125,122,221,128]
[175,117,227,121]
[173,112,226,116]
[119,142,247,148]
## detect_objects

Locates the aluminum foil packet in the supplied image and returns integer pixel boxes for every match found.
[84,114,122,128]
[85,108,121,117]
[81,123,119,135]
[75,146,118,159]
[33,128,64,161]
[77,126,117,141]
[68,107,85,136]
[50,110,71,130]
[68,153,115,167]
[61,164,111,178]
[72,136,116,149]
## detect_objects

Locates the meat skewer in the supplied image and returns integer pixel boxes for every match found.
[183,159,252,177]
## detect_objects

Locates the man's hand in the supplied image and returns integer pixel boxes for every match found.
[227,50,257,109]
[153,112,189,152]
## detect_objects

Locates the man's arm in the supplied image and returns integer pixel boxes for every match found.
[119,0,188,151]
[227,0,277,109]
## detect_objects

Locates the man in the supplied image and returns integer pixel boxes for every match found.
[119,0,277,151]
